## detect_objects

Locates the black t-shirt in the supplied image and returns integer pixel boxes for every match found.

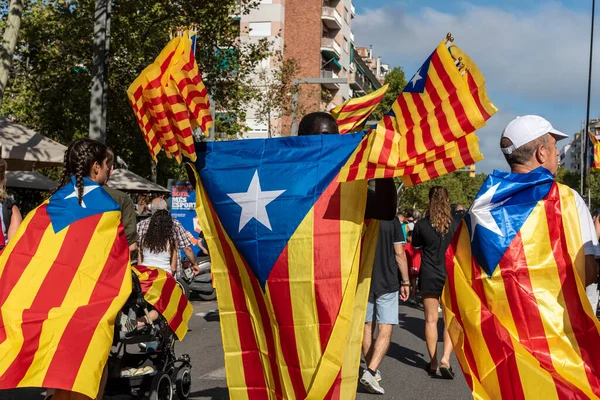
[412,216,460,285]
[370,218,406,295]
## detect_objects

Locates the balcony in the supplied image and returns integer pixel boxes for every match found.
[349,30,355,43]
[349,71,369,94]
[320,70,341,89]
[321,38,342,59]
[322,6,343,30]
[351,3,356,18]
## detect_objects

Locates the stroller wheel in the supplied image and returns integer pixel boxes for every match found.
[176,366,192,399]
[176,278,191,299]
[149,371,173,400]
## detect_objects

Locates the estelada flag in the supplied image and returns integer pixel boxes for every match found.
[590,132,600,172]
[340,39,496,183]
[133,265,193,340]
[190,133,379,399]
[0,177,131,398]
[444,167,600,399]
[330,84,388,134]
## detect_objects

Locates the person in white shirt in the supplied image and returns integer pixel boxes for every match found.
[500,115,600,299]
[138,209,177,275]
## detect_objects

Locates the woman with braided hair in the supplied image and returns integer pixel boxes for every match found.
[412,186,461,380]
[55,138,111,199]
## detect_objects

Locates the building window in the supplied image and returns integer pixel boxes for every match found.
[343,37,348,53]
[249,22,272,37]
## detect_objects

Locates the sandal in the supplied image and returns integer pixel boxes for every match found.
[425,362,437,376]
[439,365,455,380]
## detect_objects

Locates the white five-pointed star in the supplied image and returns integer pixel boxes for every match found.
[469,183,506,240]
[227,171,285,232]
[64,184,100,208]
[410,69,422,87]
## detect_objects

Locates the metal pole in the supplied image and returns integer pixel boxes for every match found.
[583,0,595,194]
[581,120,585,195]
[89,0,111,143]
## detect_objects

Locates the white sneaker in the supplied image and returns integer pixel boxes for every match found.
[375,369,382,382]
[360,370,385,394]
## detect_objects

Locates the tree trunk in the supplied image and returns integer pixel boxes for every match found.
[89,0,111,143]
[150,159,157,183]
[0,0,24,107]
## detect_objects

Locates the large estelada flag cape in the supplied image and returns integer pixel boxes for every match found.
[443,167,600,399]
[190,134,380,399]
[133,265,193,340]
[0,177,131,398]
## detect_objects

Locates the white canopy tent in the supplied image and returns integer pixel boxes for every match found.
[0,117,67,170]
[107,169,169,193]
[6,171,57,191]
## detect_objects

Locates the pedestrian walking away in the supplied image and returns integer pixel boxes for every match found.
[412,186,460,380]
[360,217,410,394]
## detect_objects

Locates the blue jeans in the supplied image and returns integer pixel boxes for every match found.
[365,291,399,325]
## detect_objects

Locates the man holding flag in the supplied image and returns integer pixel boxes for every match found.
[444,115,600,399]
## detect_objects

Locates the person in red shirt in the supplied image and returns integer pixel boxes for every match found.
[404,230,421,305]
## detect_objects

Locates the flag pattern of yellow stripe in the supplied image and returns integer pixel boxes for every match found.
[338,39,496,185]
[590,133,600,172]
[330,84,389,134]
[444,180,600,399]
[132,265,193,340]
[0,201,130,399]
[127,31,212,163]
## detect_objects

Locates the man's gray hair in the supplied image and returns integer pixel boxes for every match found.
[150,197,168,214]
[500,134,549,168]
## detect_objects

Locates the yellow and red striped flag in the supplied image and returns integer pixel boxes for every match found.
[190,133,380,399]
[330,84,388,134]
[339,39,496,184]
[444,168,600,399]
[0,178,131,399]
[133,265,193,340]
[128,31,212,163]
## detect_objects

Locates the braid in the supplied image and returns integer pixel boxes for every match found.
[54,138,108,201]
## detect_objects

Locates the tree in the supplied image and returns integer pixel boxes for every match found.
[0,0,273,186]
[252,51,301,138]
[398,171,485,213]
[371,66,406,121]
[0,0,23,106]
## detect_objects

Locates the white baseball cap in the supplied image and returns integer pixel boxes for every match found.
[500,115,568,155]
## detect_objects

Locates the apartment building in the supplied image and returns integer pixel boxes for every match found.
[559,132,582,174]
[238,0,387,137]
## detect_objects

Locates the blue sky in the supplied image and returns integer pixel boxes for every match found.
[352,0,599,173]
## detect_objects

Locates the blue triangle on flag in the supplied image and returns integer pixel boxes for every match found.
[403,52,433,94]
[194,133,365,288]
[466,167,554,276]
[47,177,120,232]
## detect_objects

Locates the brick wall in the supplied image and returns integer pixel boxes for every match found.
[281,0,322,135]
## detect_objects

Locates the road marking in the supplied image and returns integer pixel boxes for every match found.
[200,367,226,380]
[195,309,218,317]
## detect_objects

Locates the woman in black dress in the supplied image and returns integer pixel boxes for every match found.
[412,186,460,379]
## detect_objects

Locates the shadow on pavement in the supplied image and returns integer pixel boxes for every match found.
[398,312,445,342]
[190,386,229,399]
[387,342,427,370]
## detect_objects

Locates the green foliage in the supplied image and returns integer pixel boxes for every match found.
[372,66,406,121]
[398,171,486,213]
[0,0,272,186]
[555,166,580,191]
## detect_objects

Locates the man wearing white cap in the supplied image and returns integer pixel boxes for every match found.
[500,115,600,312]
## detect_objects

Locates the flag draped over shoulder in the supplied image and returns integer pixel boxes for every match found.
[443,167,600,400]
[0,178,131,399]
[339,39,496,185]
[133,265,193,340]
[190,133,380,399]
[330,84,388,134]
[127,31,213,163]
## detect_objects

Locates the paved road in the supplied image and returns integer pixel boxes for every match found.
[0,300,472,400]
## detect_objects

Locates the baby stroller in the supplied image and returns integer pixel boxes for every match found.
[105,270,192,399]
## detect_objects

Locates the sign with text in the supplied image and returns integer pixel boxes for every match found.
[168,180,200,258]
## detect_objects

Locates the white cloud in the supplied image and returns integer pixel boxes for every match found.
[353,1,598,173]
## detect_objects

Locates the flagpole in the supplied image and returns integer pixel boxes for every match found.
[583,0,595,198]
